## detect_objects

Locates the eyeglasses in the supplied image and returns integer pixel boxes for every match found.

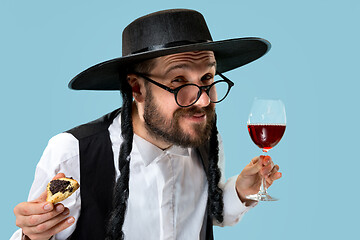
[134,71,234,107]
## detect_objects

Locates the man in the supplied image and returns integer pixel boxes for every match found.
[12,9,281,240]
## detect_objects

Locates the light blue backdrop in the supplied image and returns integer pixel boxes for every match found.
[2,0,359,239]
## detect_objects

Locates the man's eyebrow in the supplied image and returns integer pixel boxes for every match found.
[164,61,217,75]
[165,64,190,75]
[208,61,217,69]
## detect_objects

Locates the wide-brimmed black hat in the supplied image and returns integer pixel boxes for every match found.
[68,9,271,90]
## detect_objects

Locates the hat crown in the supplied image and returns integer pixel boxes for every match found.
[122,9,213,56]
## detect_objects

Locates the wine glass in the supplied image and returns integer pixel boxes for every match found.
[246,98,286,201]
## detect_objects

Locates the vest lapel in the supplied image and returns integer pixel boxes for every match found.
[197,143,214,240]
[66,108,121,240]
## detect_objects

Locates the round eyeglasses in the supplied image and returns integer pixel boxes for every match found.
[134,71,234,107]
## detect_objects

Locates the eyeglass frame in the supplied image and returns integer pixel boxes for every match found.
[133,71,235,107]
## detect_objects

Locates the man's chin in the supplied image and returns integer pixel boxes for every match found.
[180,122,206,135]
[178,125,211,146]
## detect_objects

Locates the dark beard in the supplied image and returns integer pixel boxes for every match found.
[143,90,215,148]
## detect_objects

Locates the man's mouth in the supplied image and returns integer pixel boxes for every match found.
[183,112,206,122]
[192,112,206,118]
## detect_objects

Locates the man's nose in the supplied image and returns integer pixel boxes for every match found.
[194,89,211,107]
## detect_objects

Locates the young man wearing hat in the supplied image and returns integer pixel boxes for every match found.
[12,9,281,240]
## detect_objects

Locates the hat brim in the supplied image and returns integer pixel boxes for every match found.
[68,37,270,90]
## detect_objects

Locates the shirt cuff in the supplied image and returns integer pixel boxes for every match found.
[9,229,22,240]
[221,176,257,226]
[19,231,55,240]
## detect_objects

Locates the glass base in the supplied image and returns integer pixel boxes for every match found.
[246,192,278,201]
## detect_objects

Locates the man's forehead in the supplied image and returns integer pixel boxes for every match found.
[153,51,216,73]
[158,50,215,62]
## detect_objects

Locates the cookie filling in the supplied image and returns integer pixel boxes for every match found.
[49,180,71,195]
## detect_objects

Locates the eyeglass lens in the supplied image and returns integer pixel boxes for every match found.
[176,77,230,107]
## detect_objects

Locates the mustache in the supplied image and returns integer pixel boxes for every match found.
[174,105,215,118]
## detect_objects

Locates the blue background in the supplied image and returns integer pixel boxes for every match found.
[2,0,359,239]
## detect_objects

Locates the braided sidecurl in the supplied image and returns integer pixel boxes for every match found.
[106,77,133,240]
[207,115,224,223]
[106,59,155,240]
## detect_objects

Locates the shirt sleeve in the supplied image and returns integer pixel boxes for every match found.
[9,231,57,240]
[10,133,81,240]
[215,134,257,227]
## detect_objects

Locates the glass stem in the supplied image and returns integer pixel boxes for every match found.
[260,176,267,195]
[259,152,269,195]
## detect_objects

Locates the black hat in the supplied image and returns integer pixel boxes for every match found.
[68,9,270,90]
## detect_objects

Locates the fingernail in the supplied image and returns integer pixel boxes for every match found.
[44,203,53,211]
[56,205,64,212]
[67,217,75,224]
[62,209,69,215]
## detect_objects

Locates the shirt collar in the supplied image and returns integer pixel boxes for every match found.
[133,134,191,167]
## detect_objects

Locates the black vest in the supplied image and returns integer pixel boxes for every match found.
[66,109,213,239]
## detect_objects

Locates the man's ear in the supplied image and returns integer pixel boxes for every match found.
[127,73,145,102]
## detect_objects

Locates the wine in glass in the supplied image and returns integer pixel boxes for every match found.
[246,98,286,201]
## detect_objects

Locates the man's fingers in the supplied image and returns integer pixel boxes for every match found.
[244,156,262,174]
[265,165,282,187]
[245,155,270,176]
[44,216,75,236]
[24,216,75,240]
[26,209,70,235]
[15,173,68,217]
[14,173,71,238]
[14,201,55,217]
[260,159,275,176]
[269,167,282,181]
[20,205,67,228]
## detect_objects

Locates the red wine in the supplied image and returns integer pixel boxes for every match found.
[248,124,286,152]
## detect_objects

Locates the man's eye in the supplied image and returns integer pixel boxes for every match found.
[171,78,185,83]
[201,74,214,82]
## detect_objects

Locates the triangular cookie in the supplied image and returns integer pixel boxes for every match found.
[46,177,80,204]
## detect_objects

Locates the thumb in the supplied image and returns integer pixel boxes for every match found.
[51,172,66,180]
[34,173,66,203]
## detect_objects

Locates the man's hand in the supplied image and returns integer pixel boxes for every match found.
[236,156,282,205]
[14,173,75,240]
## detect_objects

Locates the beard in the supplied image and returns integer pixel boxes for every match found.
[143,90,215,148]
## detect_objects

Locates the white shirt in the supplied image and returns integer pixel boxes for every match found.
[11,113,254,240]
